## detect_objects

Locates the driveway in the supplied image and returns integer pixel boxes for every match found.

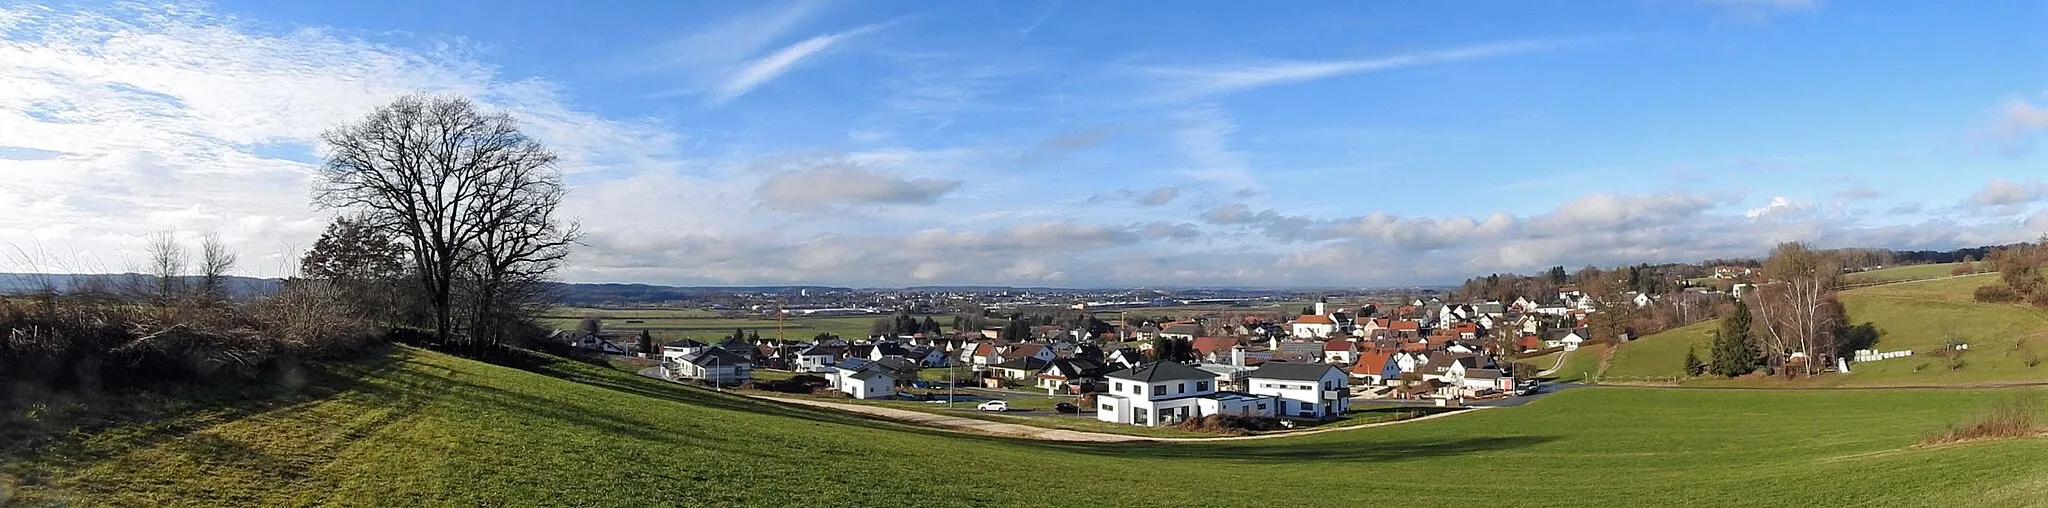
[1351,382,1582,408]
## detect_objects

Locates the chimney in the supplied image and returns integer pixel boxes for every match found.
[1232,345,1246,367]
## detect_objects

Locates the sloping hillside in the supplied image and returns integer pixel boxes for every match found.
[1602,272,2048,387]
[6,346,2048,506]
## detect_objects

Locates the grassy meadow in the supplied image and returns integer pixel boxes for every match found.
[1840,262,1981,286]
[1601,272,2048,387]
[8,346,2048,506]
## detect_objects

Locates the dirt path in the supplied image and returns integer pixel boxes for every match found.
[757,395,1487,443]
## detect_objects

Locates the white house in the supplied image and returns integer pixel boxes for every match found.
[571,334,631,355]
[1246,363,1349,419]
[1096,362,1273,427]
[794,346,842,373]
[1290,314,1337,339]
[675,347,752,386]
[1544,330,1588,351]
[661,339,710,366]
[834,364,897,399]
[1321,339,1358,365]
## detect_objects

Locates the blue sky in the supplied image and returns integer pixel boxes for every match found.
[5,0,2048,287]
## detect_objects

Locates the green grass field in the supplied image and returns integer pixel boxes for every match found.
[1600,272,2048,387]
[9,346,2048,506]
[10,346,2048,506]
[1841,262,1980,286]
[1545,344,1609,383]
[1601,320,1718,380]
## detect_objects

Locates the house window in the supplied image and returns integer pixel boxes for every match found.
[1196,381,1209,392]
[1177,382,1186,394]
[1153,385,1166,396]
[1114,382,1123,392]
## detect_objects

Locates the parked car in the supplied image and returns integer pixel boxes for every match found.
[1053,402,1078,414]
[976,400,1009,412]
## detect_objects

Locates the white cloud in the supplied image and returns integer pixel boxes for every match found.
[1964,179,2048,216]
[1744,196,1808,219]
[1136,187,1179,206]
[709,24,880,104]
[1148,39,1569,99]
[0,2,677,275]
[755,163,962,212]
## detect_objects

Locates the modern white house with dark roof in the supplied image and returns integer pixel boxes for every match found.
[834,363,898,399]
[1246,363,1349,419]
[673,347,753,386]
[1096,361,1273,427]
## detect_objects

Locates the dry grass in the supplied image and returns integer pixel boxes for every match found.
[1921,397,2046,446]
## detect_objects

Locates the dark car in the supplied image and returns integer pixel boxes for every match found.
[1053,402,1079,414]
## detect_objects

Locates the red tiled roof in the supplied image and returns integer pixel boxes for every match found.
[1322,338,1354,352]
[1388,320,1421,331]
[1192,336,1238,355]
[1516,335,1543,349]
[1294,314,1336,325]
[1351,350,1394,375]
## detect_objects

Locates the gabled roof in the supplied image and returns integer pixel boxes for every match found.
[797,345,843,357]
[1006,343,1047,360]
[1191,336,1239,356]
[1388,320,1421,331]
[1351,350,1395,375]
[1293,314,1336,325]
[1322,338,1354,352]
[664,339,708,349]
[1040,358,1104,378]
[834,357,873,371]
[1104,361,1214,382]
[683,347,751,366]
[1249,362,1342,382]
[846,364,896,381]
[1465,368,1504,379]
[992,356,1050,371]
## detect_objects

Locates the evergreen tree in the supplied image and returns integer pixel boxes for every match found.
[1710,299,1758,377]
[638,330,654,355]
[1683,346,1705,377]
[732,327,746,343]
[921,316,941,334]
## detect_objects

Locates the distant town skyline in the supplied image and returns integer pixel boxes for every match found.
[6,0,2048,286]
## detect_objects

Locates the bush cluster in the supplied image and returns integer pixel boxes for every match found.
[1,282,381,390]
[1176,414,1286,435]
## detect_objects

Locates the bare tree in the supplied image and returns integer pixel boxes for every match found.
[145,230,186,305]
[1750,242,1843,376]
[197,232,238,303]
[315,94,571,350]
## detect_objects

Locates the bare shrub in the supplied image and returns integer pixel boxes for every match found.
[1974,285,2022,304]
[1923,397,2044,446]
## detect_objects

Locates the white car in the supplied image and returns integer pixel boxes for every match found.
[976,400,1009,412]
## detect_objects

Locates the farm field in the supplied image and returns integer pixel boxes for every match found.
[1600,320,1717,380]
[1840,262,1982,286]
[8,346,2048,506]
[1600,272,2048,387]
[541,306,930,342]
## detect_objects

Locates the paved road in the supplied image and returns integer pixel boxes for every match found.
[637,367,1487,442]
[760,395,1488,443]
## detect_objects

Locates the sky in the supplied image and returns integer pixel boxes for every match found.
[5,0,2048,287]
